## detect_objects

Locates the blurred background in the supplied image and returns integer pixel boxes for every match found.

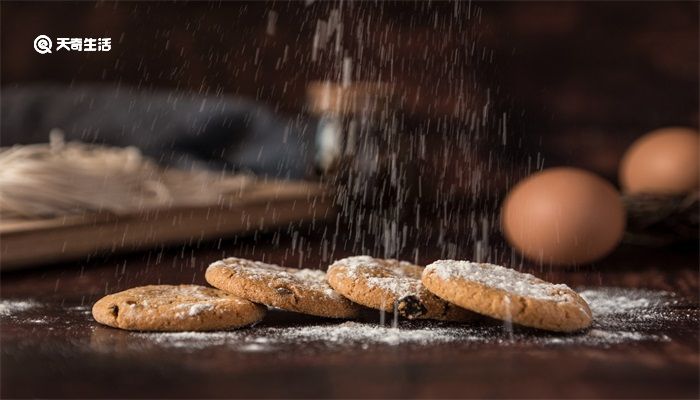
[1,0,698,264]
[2,4,698,397]
[3,1,697,177]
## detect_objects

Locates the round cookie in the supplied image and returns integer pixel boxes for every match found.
[422,260,592,332]
[205,257,361,318]
[327,256,474,321]
[92,285,266,331]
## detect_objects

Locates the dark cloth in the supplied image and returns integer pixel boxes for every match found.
[1,85,315,179]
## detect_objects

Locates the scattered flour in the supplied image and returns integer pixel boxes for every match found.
[263,322,480,345]
[3,287,691,352]
[66,305,93,315]
[136,322,485,350]
[579,288,684,329]
[26,317,50,324]
[0,299,40,316]
[131,287,688,351]
[137,331,234,349]
[580,288,672,316]
[541,329,665,345]
[237,343,272,352]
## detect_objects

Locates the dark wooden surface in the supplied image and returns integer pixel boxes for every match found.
[1,228,698,399]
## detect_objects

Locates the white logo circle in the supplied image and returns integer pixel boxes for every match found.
[33,35,52,54]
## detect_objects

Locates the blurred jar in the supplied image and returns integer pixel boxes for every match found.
[307,81,398,176]
[307,81,416,257]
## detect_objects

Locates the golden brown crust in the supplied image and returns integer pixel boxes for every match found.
[92,285,266,331]
[422,261,592,332]
[327,256,475,321]
[205,257,361,318]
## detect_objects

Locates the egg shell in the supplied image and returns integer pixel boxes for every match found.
[501,167,626,266]
[620,127,700,195]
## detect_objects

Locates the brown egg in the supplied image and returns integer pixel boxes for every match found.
[620,127,700,195]
[501,167,626,266]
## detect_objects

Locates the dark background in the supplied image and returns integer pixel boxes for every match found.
[1,5,698,398]
[2,0,697,181]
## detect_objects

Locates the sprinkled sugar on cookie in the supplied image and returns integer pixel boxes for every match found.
[422,260,592,332]
[205,257,360,318]
[92,285,265,332]
[327,255,475,321]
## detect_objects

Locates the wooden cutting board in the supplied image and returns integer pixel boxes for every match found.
[0,180,334,271]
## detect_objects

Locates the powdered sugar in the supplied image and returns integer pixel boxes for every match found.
[330,256,424,298]
[175,302,216,318]
[176,285,225,301]
[25,317,50,324]
[542,329,666,345]
[128,287,689,351]
[137,331,235,349]
[580,288,685,329]
[426,260,576,302]
[0,299,40,316]
[364,276,419,298]
[264,322,479,345]
[2,287,691,353]
[113,286,234,317]
[581,288,666,316]
[211,258,344,300]
[136,322,483,350]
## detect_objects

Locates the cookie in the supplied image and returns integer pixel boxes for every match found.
[92,285,265,331]
[327,256,474,321]
[422,260,592,332]
[205,257,361,318]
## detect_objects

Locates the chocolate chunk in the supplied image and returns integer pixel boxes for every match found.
[397,295,427,319]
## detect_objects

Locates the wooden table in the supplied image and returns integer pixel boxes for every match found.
[1,228,698,399]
